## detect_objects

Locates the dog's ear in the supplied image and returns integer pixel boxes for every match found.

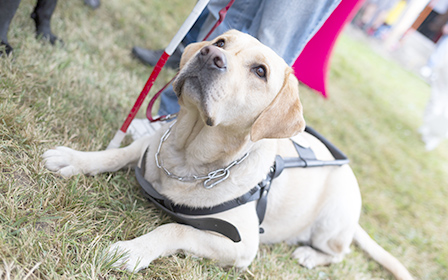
[179,41,209,69]
[250,69,305,142]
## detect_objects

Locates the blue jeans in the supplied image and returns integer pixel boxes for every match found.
[158,0,341,116]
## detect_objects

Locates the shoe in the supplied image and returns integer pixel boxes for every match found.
[127,118,163,141]
[132,47,182,69]
[31,12,63,45]
[84,0,100,9]
[0,41,13,56]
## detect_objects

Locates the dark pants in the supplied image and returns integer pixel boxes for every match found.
[0,0,58,52]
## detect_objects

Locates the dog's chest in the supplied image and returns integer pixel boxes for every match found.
[143,152,272,208]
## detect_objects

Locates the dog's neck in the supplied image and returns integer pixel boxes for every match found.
[153,108,275,207]
[168,109,253,168]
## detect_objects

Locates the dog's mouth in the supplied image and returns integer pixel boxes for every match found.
[174,75,217,126]
[174,57,225,127]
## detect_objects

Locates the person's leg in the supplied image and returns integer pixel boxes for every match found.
[197,0,341,65]
[360,3,377,27]
[31,0,61,44]
[0,0,21,55]
[248,0,342,65]
[421,35,448,78]
[132,8,210,69]
[196,0,261,41]
[429,35,448,68]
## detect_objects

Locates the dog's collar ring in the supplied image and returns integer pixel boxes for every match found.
[155,120,249,189]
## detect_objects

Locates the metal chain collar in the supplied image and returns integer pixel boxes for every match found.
[155,120,249,189]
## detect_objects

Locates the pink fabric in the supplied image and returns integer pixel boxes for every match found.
[292,0,365,97]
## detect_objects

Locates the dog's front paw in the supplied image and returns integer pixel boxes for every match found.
[292,246,319,269]
[42,147,84,177]
[108,241,154,272]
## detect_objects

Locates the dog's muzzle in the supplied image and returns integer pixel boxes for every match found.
[174,45,227,98]
[198,45,227,71]
[173,45,230,127]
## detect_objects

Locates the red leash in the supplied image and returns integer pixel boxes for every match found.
[107,0,211,149]
[146,0,235,123]
[123,52,170,127]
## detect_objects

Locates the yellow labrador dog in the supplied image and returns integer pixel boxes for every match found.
[43,30,413,279]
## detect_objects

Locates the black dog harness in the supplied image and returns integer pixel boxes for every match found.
[135,126,349,242]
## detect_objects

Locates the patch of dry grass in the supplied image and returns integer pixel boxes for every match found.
[1,0,447,279]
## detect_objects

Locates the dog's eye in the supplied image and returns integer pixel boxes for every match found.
[213,39,225,48]
[253,65,266,78]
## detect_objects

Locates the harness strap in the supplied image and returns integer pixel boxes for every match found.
[140,148,279,216]
[136,165,242,242]
[137,148,281,242]
[256,155,284,228]
[283,126,349,168]
[136,126,347,242]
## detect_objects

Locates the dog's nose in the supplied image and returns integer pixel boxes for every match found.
[199,45,227,70]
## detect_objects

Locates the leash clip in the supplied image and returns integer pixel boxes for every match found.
[204,169,230,189]
[159,113,178,121]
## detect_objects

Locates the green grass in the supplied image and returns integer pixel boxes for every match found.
[1,0,447,279]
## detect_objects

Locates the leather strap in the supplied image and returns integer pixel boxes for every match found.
[140,148,275,216]
[136,165,242,242]
[135,125,348,242]
[283,126,349,168]
[256,155,283,226]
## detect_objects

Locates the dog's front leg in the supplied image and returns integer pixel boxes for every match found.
[108,223,259,272]
[43,135,150,177]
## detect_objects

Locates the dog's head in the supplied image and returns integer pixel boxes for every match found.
[173,30,305,142]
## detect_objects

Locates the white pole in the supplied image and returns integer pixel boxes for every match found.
[107,0,210,150]
[165,0,210,55]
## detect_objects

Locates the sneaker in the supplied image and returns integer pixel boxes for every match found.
[0,41,13,56]
[131,47,182,69]
[127,118,163,141]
